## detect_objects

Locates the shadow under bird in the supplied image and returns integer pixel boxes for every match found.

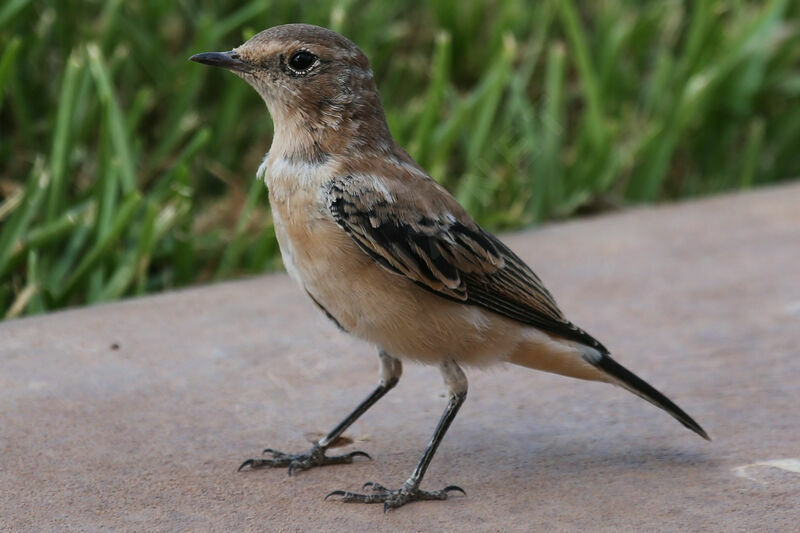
[190,23,709,512]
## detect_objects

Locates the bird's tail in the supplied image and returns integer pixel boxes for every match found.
[589,352,710,441]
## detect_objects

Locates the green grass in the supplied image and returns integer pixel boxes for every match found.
[1,0,799,318]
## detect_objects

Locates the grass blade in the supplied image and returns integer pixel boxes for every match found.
[55,192,142,301]
[0,35,22,112]
[87,43,137,194]
[0,159,49,278]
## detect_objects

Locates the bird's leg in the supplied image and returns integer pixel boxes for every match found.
[326,360,468,511]
[238,350,402,475]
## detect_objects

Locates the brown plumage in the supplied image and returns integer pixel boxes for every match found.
[191,23,708,511]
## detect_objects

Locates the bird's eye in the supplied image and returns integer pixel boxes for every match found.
[288,51,317,72]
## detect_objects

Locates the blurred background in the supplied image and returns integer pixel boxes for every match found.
[1,0,798,319]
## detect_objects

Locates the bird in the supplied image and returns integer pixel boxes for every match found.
[190,23,709,511]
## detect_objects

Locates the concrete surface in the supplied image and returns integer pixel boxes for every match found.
[2,184,800,532]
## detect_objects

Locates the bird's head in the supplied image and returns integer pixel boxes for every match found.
[191,24,390,158]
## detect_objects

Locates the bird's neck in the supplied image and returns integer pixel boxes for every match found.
[268,90,394,164]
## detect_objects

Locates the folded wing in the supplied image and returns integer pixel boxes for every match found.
[324,174,608,352]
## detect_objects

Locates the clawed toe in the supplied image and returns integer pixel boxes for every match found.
[237,458,256,472]
[237,446,372,474]
[442,485,466,496]
[362,481,388,492]
[324,490,348,501]
[261,448,288,459]
[348,450,371,460]
[325,481,465,510]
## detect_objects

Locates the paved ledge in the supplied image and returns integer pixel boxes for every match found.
[2,184,800,532]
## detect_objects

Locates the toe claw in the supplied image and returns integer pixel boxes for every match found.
[325,490,346,501]
[261,448,276,456]
[237,459,254,472]
[363,481,387,492]
[444,485,466,496]
[349,450,372,461]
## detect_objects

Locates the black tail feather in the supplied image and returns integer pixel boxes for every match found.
[592,354,710,441]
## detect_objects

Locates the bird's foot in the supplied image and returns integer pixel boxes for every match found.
[238,445,371,475]
[325,481,465,511]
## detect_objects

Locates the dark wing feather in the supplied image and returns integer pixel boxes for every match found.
[461,238,608,352]
[326,175,607,352]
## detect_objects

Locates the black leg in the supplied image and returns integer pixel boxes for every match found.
[238,351,402,475]
[326,360,468,511]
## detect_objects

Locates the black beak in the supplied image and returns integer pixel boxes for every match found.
[189,51,251,73]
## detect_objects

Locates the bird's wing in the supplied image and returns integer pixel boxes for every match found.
[324,174,607,351]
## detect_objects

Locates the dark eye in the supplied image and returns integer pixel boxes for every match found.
[288,51,317,72]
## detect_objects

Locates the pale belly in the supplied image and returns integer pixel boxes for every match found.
[269,195,518,364]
